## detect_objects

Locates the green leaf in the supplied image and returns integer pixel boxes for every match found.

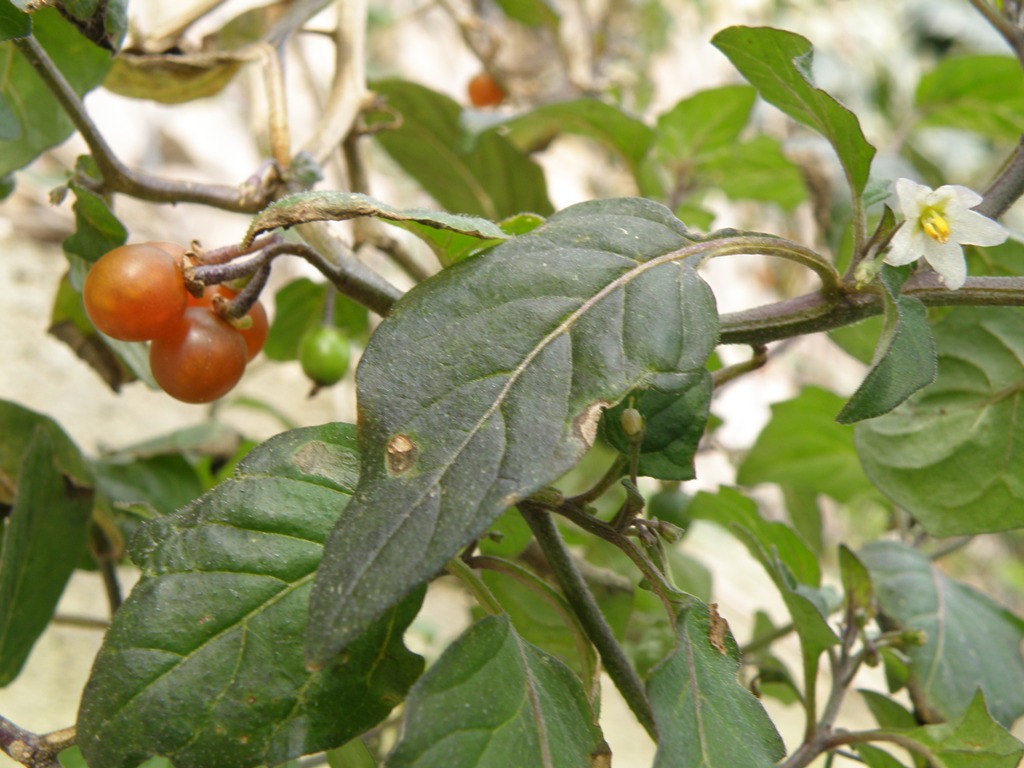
[0,7,112,174]
[900,691,1023,768]
[51,0,127,50]
[499,98,654,179]
[386,614,607,768]
[855,307,1024,535]
[92,453,205,516]
[915,55,1024,143]
[598,370,712,480]
[687,487,819,586]
[244,191,507,246]
[647,601,785,768]
[838,544,874,621]
[853,744,908,768]
[492,0,559,27]
[0,399,91,494]
[62,181,128,264]
[0,426,93,685]
[701,136,806,210]
[78,424,424,768]
[0,1,29,42]
[711,25,875,196]
[654,85,756,164]
[739,386,880,504]
[859,689,918,730]
[837,266,936,423]
[264,277,368,361]
[859,541,1024,727]
[307,197,717,662]
[371,79,553,219]
[685,489,838,686]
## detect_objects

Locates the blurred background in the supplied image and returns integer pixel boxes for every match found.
[1,0,1021,764]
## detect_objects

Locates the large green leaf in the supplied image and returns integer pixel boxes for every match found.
[651,86,805,210]
[875,692,1023,768]
[915,55,1024,143]
[654,85,756,164]
[738,386,879,504]
[78,424,424,768]
[0,7,112,174]
[859,541,1024,728]
[700,136,806,210]
[307,197,718,662]
[386,615,607,767]
[711,26,875,196]
[371,79,553,219]
[647,601,785,768]
[498,98,654,179]
[836,266,936,424]
[0,415,93,685]
[856,307,1024,535]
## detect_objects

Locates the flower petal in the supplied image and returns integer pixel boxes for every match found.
[885,225,925,266]
[942,184,984,210]
[951,209,1009,247]
[895,178,928,219]
[922,240,967,290]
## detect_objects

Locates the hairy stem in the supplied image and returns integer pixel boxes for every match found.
[519,504,658,740]
[718,274,1024,346]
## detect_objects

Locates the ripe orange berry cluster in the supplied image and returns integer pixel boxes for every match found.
[83,242,268,404]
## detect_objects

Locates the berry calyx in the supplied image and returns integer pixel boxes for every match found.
[188,284,269,360]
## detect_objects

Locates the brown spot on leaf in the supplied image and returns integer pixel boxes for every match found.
[708,602,729,655]
[386,434,418,475]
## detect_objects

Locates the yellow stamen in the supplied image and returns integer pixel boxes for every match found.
[921,210,951,244]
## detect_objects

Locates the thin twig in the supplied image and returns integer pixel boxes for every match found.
[969,0,1024,70]
[0,717,75,768]
[975,135,1024,219]
[300,0,369,165]
[12,37,276,213]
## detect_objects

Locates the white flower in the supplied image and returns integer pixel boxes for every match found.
[884,178,1008,290]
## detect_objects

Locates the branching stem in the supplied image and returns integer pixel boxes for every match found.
[0,717,75,768]
[12,37,276,213]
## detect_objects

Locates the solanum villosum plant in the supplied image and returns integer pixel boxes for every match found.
[4,0,1024,767]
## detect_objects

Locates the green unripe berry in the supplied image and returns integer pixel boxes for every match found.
[300,326,350,387]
